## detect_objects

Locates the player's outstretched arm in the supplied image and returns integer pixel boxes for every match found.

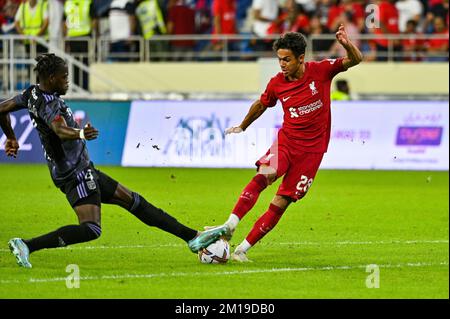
[50,118,99,141]
[0,97,20,157]
[225,100,268,135]
[335,24,363,70]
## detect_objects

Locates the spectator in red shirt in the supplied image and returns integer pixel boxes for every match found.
[401,19,426,61]
[328,0,365,32]
[1,0,20,35]
[367,0,402,61]
[167,0,196,61]
[268,0,310,35]
[288,2,310,34]
[195,0,213,35]
[211,0,237,52]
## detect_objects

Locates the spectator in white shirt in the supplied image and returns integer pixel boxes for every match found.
[251,0,279,53]
[395,0,424,32]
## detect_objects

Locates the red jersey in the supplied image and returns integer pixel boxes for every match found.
[372,1,399,47]
[426,29,449,50]
[402,35,425,61]
[327,3,364,31]
[212,0,237,35]
[167,4,196,47]
[260,58,345,153]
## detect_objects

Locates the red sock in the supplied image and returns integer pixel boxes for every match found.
[232,174,268,220]
[246,204,285,245]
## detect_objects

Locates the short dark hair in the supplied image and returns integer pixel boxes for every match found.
[272,32,307,57]
[336,79,349,91]
[34,53,66,81]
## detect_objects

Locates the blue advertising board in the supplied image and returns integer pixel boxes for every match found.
[0,100,130,165]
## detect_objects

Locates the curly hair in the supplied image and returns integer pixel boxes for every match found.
[272,32,307,58]
[34,53,66,81]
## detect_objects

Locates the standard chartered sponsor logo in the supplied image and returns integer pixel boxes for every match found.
[289,100,323,118]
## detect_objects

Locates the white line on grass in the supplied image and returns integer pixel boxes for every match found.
[1,239,447,252]
[0,261,448,285]
[277,239,450,246]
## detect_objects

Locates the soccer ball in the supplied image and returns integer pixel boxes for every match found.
[198,238,230,264]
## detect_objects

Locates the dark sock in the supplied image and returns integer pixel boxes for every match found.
[24,222,101,253]
[129,193,197,242]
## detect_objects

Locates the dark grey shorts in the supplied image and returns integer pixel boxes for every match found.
[60,164,119,208]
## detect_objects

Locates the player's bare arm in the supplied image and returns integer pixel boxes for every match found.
[50,117,99,141]
[0,97,20,157]
[335,24,363,70]
[225,99,268,135]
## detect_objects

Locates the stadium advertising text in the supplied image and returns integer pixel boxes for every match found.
[123,100,449,170]
[1,100,447,171]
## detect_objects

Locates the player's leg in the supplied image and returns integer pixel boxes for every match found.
[222,141,289,238]
[9,168,103,268]
[96,169,229,252]
[222,165,277,239]
[232,195,291,262]
[10,205,102,268]
[20,204,102,252]
[232,151,325,262]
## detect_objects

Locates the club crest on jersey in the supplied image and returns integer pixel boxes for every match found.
[309,81,318,95]
[85,169,96,190]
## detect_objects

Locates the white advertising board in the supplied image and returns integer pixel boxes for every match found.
[122,100,448,170]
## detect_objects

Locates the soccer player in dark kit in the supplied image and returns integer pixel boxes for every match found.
[221,24,363,262]
[0,53,230,268]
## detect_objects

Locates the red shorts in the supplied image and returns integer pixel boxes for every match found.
[256,136,324,202]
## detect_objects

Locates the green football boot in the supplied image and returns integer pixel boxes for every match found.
[188,224,231,253]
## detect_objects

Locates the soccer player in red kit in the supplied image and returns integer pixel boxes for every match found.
[221,24,363,262]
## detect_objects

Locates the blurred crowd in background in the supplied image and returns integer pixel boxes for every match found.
[0,0,448,63]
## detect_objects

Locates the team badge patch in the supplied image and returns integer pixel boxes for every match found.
[85,169,97,190]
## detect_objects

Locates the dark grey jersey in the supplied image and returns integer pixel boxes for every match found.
[14,85,90,187]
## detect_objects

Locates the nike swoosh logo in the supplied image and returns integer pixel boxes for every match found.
[282,96,291,102]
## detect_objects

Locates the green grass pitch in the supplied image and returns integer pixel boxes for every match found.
[0,164,448,299]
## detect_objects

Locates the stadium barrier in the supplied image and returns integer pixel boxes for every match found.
[1,34,448,99]
[1,100,447,171]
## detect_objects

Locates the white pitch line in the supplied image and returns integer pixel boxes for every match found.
[0,239,448,252]
[0,240,449,252]
[0,261,448,285]
[278,239,450,246]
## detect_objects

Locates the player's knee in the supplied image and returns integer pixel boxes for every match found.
[81,221,102,240]
[112,183,134,209]
[128,192,142,213]
[258,166,277,185]
[260,173,277,185]
[268,174,278,185]
[271,197,291,211]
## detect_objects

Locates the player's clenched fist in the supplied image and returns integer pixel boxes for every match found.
[81,122,99,140]
[225,126,243,135]
[335,24,349,47]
